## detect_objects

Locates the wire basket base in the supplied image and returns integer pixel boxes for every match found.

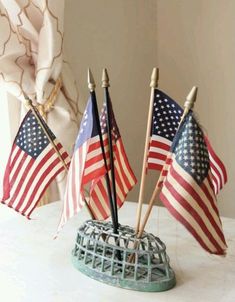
[72,220,176,292]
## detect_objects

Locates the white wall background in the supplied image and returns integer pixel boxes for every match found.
[1,1,234,218]
[64,0,159,207]
[156,0,235,217]
[64,0,235,218]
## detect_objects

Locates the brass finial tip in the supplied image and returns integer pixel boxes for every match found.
[88,68,96,91]
[184,86,198,110]
[102,68,110,88]
[23,92,33,107]
[150,67,159,88]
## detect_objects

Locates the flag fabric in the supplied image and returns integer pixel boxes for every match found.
[147,89,227,194]
[159,111,227,255]
[57,97,107,233]
[147,89,182,170]
[1,110,70,218]
[88,98,137,220]
[204,136,227,195]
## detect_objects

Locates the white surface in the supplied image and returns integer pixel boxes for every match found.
[0,201,234,302]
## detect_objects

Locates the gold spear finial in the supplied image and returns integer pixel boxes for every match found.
[150,67,159,88]
[88,68,96,92]
[184,86,198,111]
[102,68,110,88]
[22,91,33,109]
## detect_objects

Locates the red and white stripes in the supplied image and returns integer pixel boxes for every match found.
[89,138,137,220]
[2,141,70,218]
[160,155,227,255]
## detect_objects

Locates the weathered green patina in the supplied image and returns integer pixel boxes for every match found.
[72,220,176,292]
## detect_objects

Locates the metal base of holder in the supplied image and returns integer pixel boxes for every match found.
[72,220,176,292]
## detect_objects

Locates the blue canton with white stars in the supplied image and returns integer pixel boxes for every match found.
[75,97,99,151]
[152,89,183,141]
[15,110,55,159]
[172,112,210,184]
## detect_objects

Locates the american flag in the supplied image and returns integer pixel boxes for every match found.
[88,98,137,220]
[57,97,107,233]
[1,110,70,218]
[147,89,227,194]
[159,112,227,255]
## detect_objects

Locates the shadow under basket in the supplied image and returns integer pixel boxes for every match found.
[72,220,176,292]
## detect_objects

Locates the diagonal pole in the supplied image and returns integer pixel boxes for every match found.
[102,68,119,227]
[24,96,96,219]
[88,68,118,233]
[135,68,159,233]
[24,97,69,171]
[137,86,198,238]
[129,86,198,262]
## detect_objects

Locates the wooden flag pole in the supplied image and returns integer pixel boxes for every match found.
[24,98,69,171]
[135,68,159,233]
[102,68,119,226]
[24,96,95,220]
[136,86,198,239]
[88,68,118,233]
[129,86,198,262]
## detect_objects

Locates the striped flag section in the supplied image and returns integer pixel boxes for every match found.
[88,99,137,220]
[57,97,106,233]
[159,112,227,255]
[147,89,182,170]
[1,110,70,218]
[204,137,227,195]
[147,89,227,195]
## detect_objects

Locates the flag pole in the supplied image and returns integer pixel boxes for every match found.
[24,97,69,171]
[135,68,159,233]
[24,96,96,220]
[102,68,119,226]
[88,68,118,233]
[136,86,198,239]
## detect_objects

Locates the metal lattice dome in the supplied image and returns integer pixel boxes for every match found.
[72,220,175,292]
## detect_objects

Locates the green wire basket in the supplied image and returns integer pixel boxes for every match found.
[72,220,176,292]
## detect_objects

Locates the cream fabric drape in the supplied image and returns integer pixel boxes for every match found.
[0,0,79,203]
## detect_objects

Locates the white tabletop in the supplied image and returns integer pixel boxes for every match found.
[0,201,234,302]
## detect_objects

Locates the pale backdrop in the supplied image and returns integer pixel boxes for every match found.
[156,0,235,218]
[64,0,235,218]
